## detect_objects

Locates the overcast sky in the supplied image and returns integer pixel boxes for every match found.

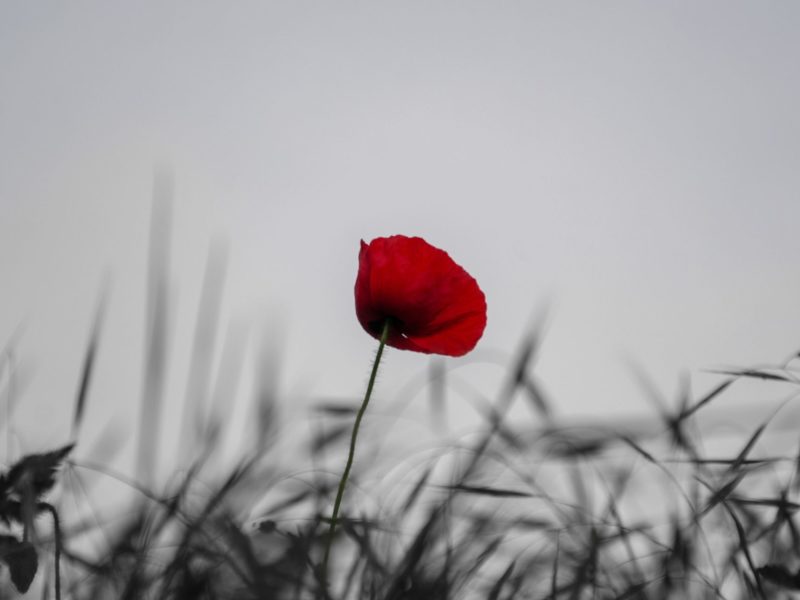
[2,2,800,467]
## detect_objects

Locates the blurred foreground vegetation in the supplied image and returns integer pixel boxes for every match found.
[5,312,800,599]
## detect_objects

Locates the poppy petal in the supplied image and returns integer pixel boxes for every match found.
[355,235,486,356]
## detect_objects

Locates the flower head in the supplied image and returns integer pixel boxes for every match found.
[355,235,486,356]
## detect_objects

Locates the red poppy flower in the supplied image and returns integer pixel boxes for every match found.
[355,235,487,357]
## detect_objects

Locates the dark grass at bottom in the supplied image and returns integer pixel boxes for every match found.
[7,338,800,600]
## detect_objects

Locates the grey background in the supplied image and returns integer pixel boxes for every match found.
[2,2,799,469]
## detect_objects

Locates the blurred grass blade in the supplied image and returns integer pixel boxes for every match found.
[252,324,283,454]
[698,473,746,518]
[136,170,172,491]
[400,467,431,515]
[428,359,447,432]
[682,378,734,418]
[447,484,532,498]
[206,321,248,453]
[178,240,227,464]
[710,368,796,383]
[728,421,769,474]
[487,559,515,600]
[71,278,110,441]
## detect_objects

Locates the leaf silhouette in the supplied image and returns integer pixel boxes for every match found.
[3,443,75,500]
[0,534,37,593]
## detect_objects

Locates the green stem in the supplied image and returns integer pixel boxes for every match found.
[322,319,391,587]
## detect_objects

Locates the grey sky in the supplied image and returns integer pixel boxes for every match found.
[2,2,800,464]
